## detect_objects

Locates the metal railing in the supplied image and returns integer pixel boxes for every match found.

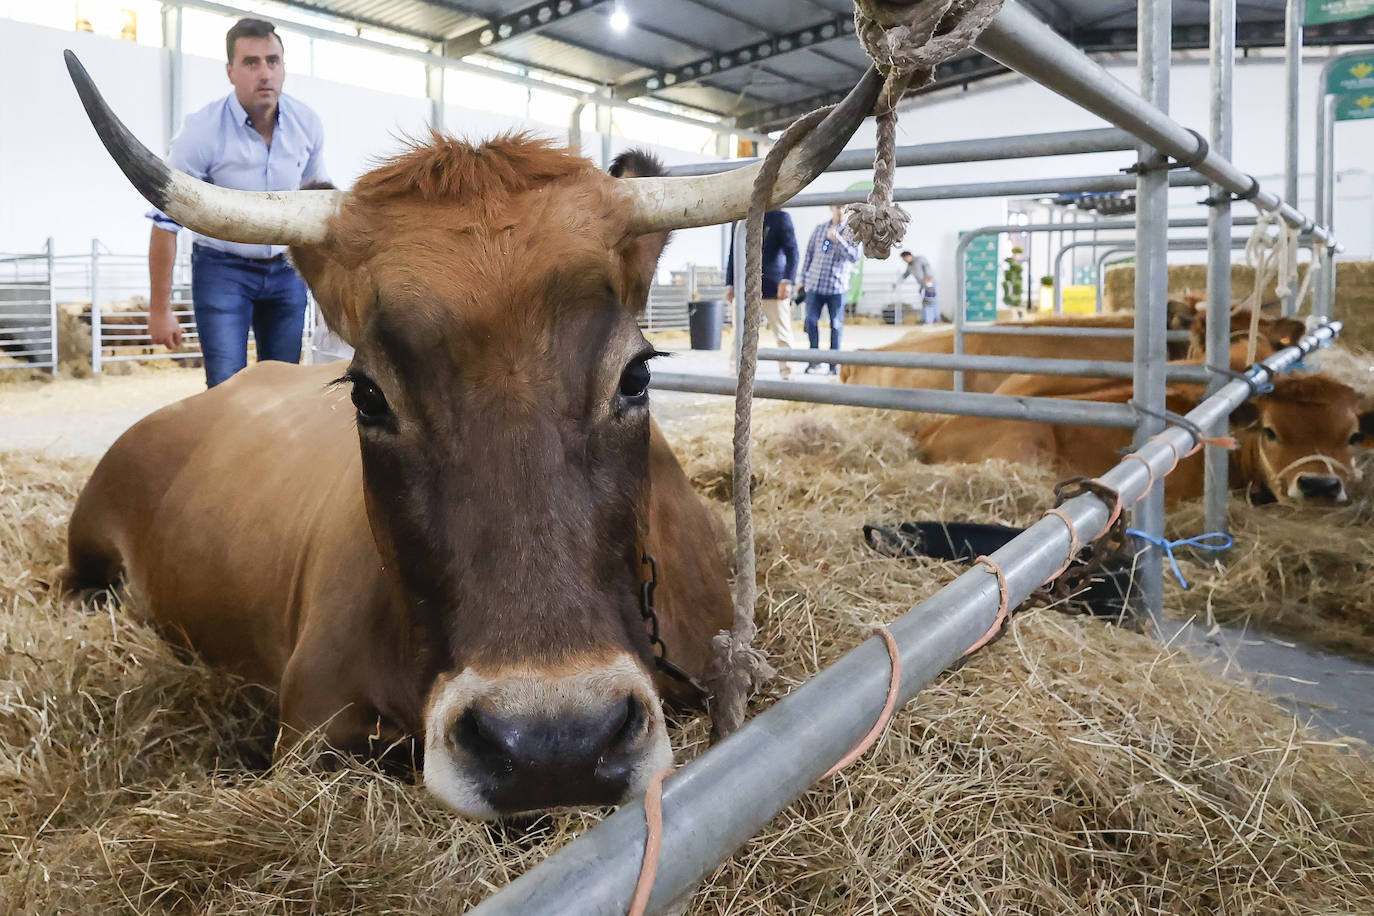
[0,238,57,375]
[472,321,1343,914]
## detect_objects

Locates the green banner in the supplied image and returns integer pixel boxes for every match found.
[1306,0,1374,24]
[963,233,999,323]
[1335,91,1374,120]
[1327,53,1374,93]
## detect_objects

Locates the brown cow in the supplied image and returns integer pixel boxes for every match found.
[918,372,1373,505]
[59,53,884,817]
[838,312,1192,393]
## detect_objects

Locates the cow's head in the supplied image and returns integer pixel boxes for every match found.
[1233,374,1374,504]
[66,51,881,817]
[1186,302,1306,360]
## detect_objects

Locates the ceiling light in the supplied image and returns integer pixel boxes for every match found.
[610,5,630,32]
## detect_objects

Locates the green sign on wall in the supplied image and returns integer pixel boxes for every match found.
[963,233,999,323]
[1335,92,1374,120]
[1327,53,1374,93]
[1306,0,1374,25]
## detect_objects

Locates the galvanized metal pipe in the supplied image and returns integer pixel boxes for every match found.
[665,128,1138,176]
[787,170,1208,209]
[965,325,1193,341]
[975,1,1332,245]
[754,347,1213,384]
[1092,236,1257,314]
[1131,0,1171,621]
[1315,88,1339,318]
[1282,0,1302,316]
[1206,0,1237,538]
[650,371,1140,427]
[45,237,57,376]
[90,239,102,375]
[470,321,1341,916]
[1052,222,1257,312]
[953,216,1214,391]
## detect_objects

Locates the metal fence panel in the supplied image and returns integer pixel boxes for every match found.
[0,241,57,374]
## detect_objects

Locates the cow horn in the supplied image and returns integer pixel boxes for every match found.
[64,50,340,246]
[622,67,884,234]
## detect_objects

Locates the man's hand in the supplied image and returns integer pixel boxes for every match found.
[724,285,734,303]
[777,280,793,300]
[148,303,184,349]
[826,227,842,244]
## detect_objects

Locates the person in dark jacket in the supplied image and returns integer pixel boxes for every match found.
[725,209,799,378]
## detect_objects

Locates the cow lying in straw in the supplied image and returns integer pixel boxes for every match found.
[839,300,1302,394]
[919,369,1374,505]
[58,52,885,817]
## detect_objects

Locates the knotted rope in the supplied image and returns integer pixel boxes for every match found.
[707,0,1006,742]
[845,0,1006,258]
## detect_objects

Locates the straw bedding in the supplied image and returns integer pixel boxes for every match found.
[2,401,1373,914]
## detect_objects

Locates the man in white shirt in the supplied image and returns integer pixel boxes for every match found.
[147,17,328,386]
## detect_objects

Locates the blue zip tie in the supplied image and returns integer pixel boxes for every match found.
[1125,528,1234,590]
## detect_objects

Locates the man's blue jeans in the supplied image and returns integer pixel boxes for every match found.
[191,244,308,387]
[804,290,844,359]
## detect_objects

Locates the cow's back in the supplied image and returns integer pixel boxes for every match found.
[63,360,372,686]
[839,323,1139,393]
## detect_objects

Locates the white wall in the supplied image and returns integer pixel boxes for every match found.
[0,15,726,277]
[6,13,1373,296]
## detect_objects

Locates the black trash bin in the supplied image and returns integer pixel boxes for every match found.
[687,299,726,350]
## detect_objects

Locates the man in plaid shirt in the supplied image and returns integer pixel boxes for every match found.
[798,205,862,374]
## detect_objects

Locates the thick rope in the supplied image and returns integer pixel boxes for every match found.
[845,0,1006,258]
[629,767,671,916]
[707,108,829,740]
[708,0,1009,742]
[1240,211,1294,364]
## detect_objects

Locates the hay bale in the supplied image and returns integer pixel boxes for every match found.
[2,405,1373,913]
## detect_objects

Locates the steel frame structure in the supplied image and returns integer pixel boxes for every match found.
[468,1,1345,910]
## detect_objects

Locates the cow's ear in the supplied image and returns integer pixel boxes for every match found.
[1269,317,1302,348]
[289,242,376,345]
[1231,399,1261,430]
[608,148,671,314]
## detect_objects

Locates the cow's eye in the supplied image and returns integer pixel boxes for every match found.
[349,374,391,425]
[1263,426,1278,442]
[618,355,652,406]
[1351,432,1365,446]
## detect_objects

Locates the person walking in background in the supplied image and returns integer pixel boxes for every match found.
[725,210,799,378]
[146,17,329,387]
[798,205,861,374]
[899,249,941,324]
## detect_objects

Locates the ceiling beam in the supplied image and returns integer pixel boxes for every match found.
[612,13,856,100]
[1074,16,1374,52]
[443,0,614,57]
[737,53,1008,131]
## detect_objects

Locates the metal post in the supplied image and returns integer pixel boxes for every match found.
[1133,0,1171,619]
[427,42,445,133]
[162,3,183,150]
[1318,94,1337,318]
[595,104,612,170]
[569,102,584,151]
[46,237,57,376]
[1282,0,1302,316]
[1205,0,1236,538]
[1095,246,1129,314]
[91,238,103,375]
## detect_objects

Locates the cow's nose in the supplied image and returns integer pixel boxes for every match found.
[1297,475,1344,501]
[453,695,646,809]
